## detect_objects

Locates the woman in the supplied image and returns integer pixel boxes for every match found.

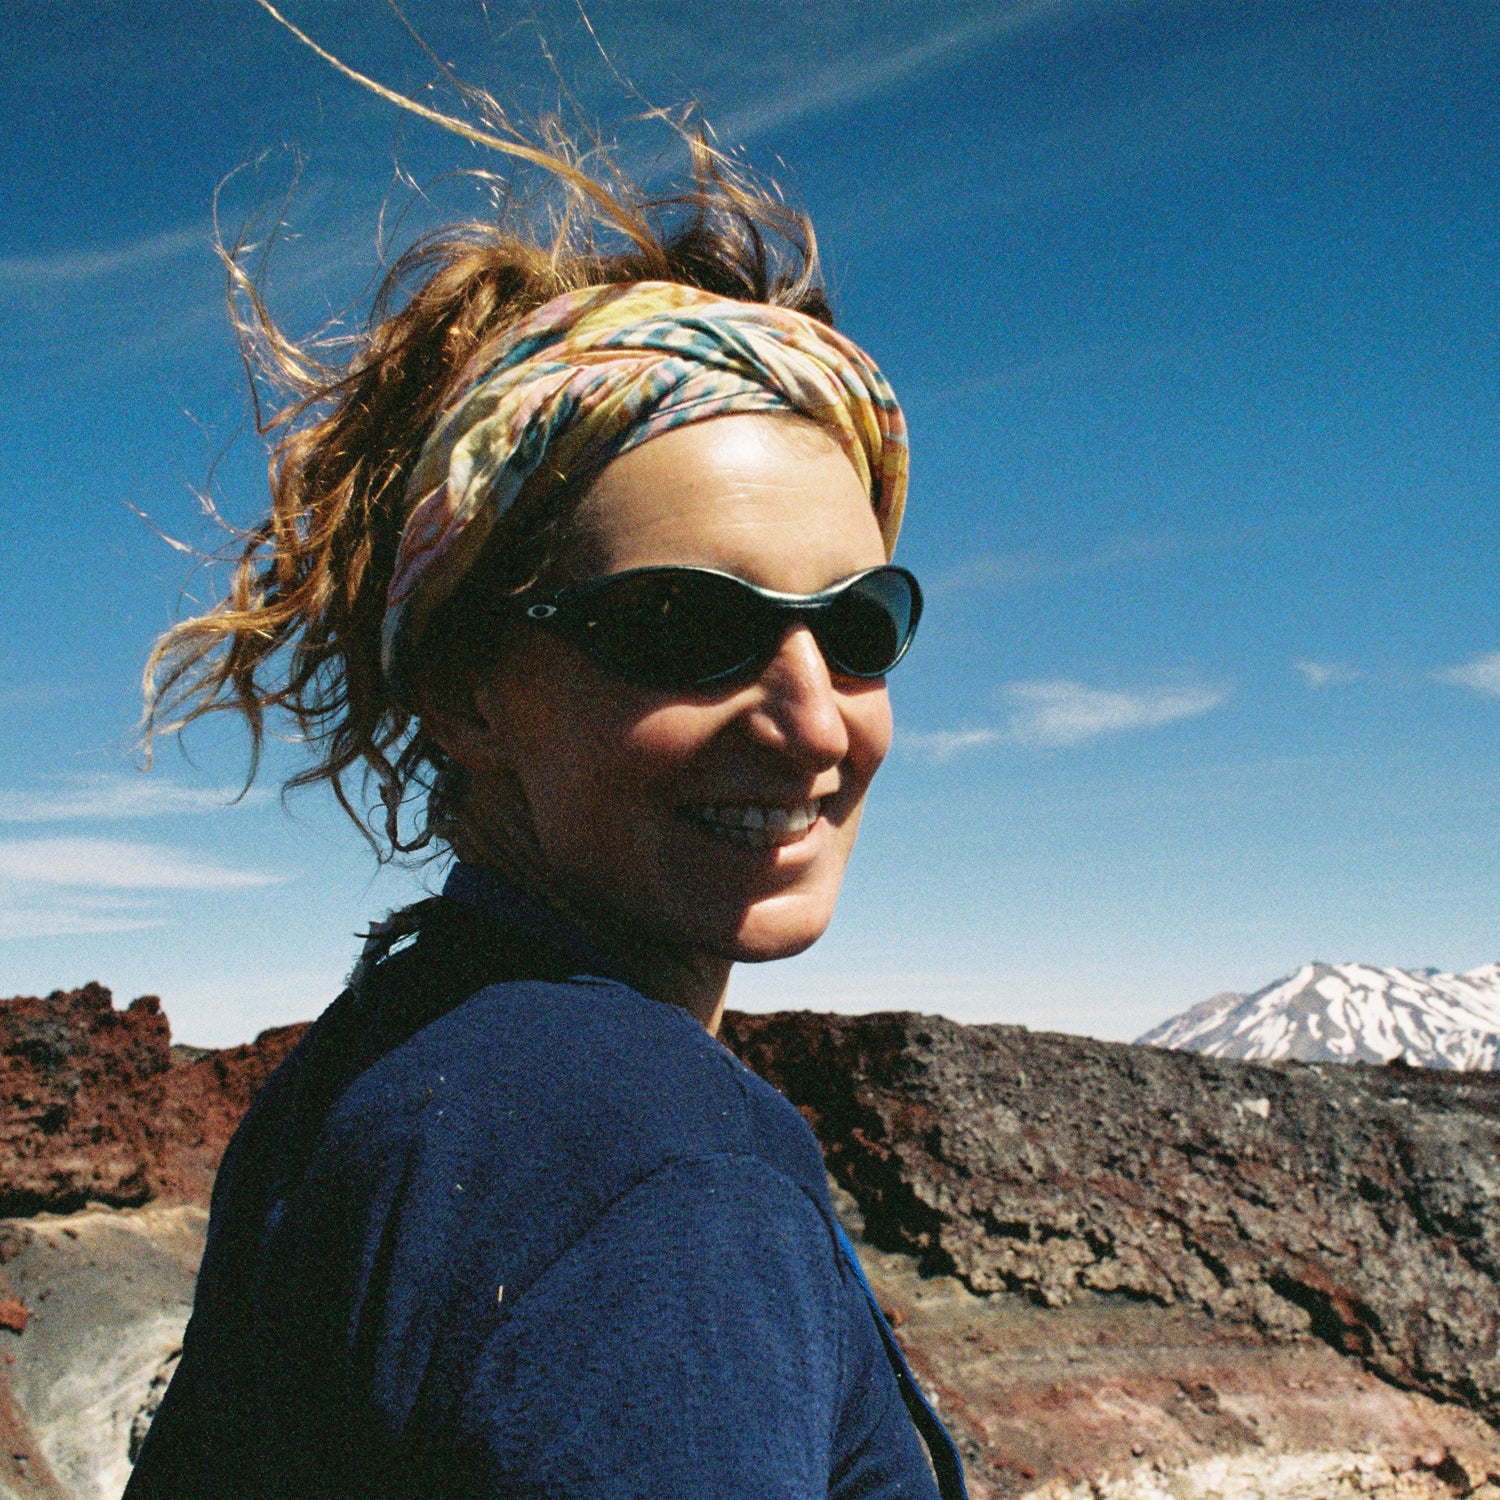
[126,110,965,1499]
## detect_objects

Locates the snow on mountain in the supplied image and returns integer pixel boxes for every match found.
[1138,961,1500,1070]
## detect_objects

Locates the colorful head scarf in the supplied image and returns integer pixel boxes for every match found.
[382,280,908,695]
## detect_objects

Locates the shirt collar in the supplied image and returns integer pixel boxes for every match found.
[440,861,627,982]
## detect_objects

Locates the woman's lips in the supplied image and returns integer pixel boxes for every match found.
[682,799,823,849]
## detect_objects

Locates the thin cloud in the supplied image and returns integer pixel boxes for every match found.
[1002,680,1226,748]
[0,774,266,824]
[0,224,206,291]
[902,681,1226,760]
[1435,650,1500,697]
[722,0,1074,141]
[0,902,167,940]
[1294,660,1361,688]
[0,838,283,891]
[931,533,1190,597]
[901,728,1004,762]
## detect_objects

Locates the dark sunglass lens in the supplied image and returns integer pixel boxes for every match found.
[820,570,918,675]
[576,571,765,686]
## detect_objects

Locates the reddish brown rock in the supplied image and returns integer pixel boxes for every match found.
[0,984,306,1214]
[150,1024,307,1205]
[0,984,171,1216]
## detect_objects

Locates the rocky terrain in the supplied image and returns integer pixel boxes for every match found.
[0,984,1496,1499]
[1139,962,1500,1070]
[0,981,304,1217]
[721,1012,1500,1497]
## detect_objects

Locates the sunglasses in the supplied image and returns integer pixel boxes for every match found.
[516,564,923,691]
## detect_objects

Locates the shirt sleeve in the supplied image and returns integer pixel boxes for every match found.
[828,1262,945,1500]
[444,1152,935,1500]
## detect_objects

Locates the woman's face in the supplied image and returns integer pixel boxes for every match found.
[458,412,894,965]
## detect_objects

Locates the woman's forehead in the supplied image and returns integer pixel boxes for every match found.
[561,415,886,591]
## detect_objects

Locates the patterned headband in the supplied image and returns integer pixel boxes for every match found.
[381,280,909,696]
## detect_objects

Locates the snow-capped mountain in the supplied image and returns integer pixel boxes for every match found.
[1138,961,1500,1070]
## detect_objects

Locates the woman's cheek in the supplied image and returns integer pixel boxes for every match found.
[845,683,895,790]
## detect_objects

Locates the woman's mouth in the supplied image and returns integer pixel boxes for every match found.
[683,799,823,849]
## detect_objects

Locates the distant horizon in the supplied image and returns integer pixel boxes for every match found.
[10,950,1500,1055]
[3,0,1497,1047]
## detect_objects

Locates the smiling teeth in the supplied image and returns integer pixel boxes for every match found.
[691,800,822,848]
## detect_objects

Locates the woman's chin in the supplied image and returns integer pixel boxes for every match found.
[720,892,837,964]
[726,933,823,966]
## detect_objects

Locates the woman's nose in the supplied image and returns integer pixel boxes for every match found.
[740,624,850,768]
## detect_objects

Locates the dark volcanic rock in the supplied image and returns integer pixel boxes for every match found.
[828,1184,1500,1499]
[0,984,306,1213]
[719,1012,1500,1428]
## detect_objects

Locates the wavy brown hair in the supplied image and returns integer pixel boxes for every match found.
[142,36,833,859]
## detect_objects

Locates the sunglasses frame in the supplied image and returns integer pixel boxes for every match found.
[516,564,923,690]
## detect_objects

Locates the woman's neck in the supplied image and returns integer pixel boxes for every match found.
[450,812,732,1035]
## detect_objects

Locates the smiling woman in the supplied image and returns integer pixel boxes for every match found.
[444,414,900,1017]
[126,57,963,1500]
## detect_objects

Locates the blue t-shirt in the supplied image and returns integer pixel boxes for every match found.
[127,883,950,1498]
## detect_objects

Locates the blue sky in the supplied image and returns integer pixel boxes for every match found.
[1,0,1496,1045]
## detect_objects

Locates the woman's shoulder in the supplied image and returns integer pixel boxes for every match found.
[298,976,835,1310]
[370,972,721,1099]
[323,974,830,1206]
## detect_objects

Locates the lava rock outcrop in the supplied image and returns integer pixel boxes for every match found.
[0,984,305,1215]
[720,1012,1500,1427]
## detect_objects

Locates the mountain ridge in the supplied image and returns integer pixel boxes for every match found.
[1139,960,1500,1070]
